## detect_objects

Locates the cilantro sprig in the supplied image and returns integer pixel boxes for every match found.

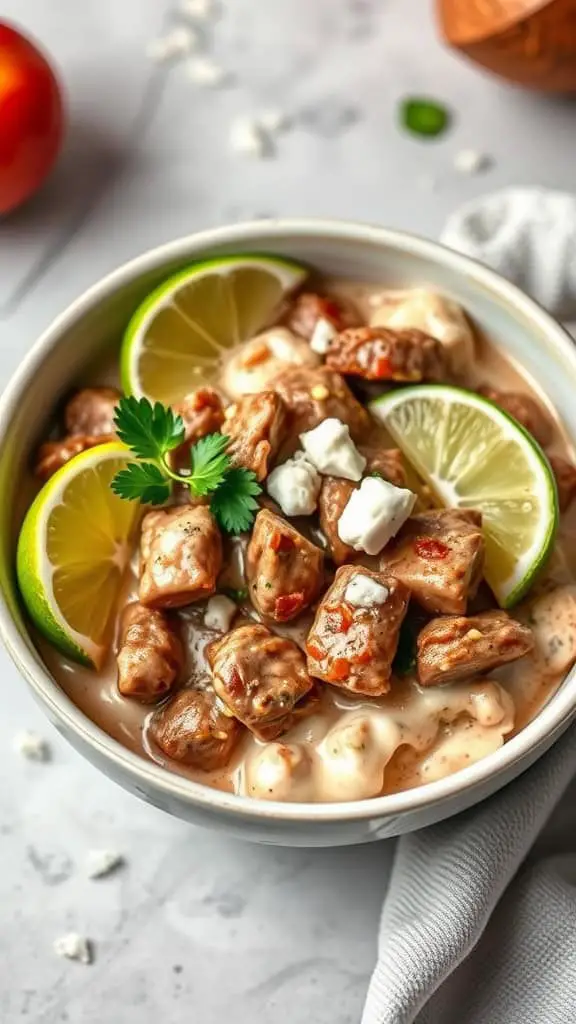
[111,396,262,535]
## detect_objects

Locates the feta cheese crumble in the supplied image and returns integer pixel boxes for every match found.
[186,57,228,87]
[205,595,237,632]
[53,933,92,965]
[300,418,366,481]
[86,850,124,880]
[344,574,389,608]
[453,149,491,175]
[13,730,51,762]
[310,317,337,355]
[338,477,416,555]
[180,0,214,18]
[267,452,321,516]
[147,27,198,63]
[230,117,269,159]
[259,110,290,134]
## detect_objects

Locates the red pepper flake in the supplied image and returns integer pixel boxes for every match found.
[326,603,354,633]
[306,640,326,661]
[275,592,305,619]
[241,341,270,368]
[414,537,450,560]
[227,667,244,697]
[271,530,295,554]
[327,657,350,682]
[374,356,393,378]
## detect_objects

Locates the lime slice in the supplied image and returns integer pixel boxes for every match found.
[370,384,558,607]
[17,443,140,668]
[121,254,308,404]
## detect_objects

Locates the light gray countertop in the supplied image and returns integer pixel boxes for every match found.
[2,2,576,1021]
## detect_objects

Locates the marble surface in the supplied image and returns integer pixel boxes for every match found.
[2,1,576,1021]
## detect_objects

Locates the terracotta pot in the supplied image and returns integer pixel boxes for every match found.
[436,0,576,92]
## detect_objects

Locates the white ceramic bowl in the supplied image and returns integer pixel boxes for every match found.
[2,219,576,847]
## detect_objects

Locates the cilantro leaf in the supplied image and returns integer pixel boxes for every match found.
[210,468,261,534]
[400,97,450,138]
[114,396,185,461]
[189,433,232,497]
[111,463,171,505]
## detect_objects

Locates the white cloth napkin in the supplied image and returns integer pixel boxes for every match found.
[362,188,576,1024]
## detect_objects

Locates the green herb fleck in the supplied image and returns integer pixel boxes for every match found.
[400,97,450,138]
[223,587,249,603]
[393,617,418,676]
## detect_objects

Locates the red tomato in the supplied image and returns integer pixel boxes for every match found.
[0,23,64,214]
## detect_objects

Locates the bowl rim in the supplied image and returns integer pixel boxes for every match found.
[3,215,576,824]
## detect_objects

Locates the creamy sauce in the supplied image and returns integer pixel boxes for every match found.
[32,280,576,802]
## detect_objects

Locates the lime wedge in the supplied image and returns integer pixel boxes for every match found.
[121,254,308,404]
[370,384,558,607]
[17,443,140,668]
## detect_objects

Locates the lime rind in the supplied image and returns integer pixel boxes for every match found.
[370,384,559,608]
[16,443,137,668]
[121,254,308,399]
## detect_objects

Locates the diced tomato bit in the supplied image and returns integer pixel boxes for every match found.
[352,646,372,665]
[326,604,354,633]
[414,538,450,560]
[321,298,344,326]
[374,356,393,378]
[306,640,326,661]
[275,592,305,618]
[241,342,270,368]
[327,657,351,682]
[270,530,295,554]
[193,388,216,410]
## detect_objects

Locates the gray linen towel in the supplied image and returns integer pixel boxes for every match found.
[362,189,576,1024]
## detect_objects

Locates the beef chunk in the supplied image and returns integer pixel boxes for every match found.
[207,624,313,740]
[117,602,183,702]
[221,328,320,399]
[270,365,371,444]
[139,505,222,609]
[64,387,121,437]
[174,388,225,442]
[358,445,407,488]
[326,327,446,382]
[283,292,358,341]
[306,565,409,696]
[36,385,121,480]
[548,455,576,512]
[478,387,552,447]
[149,687,241,770]
[380,509,484,615]
[246,508,324,621]
[171,388,226,471]
[223,391,287,481]
[35,434,114,481]
[417,611,534,687]
[319,446,406,565]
